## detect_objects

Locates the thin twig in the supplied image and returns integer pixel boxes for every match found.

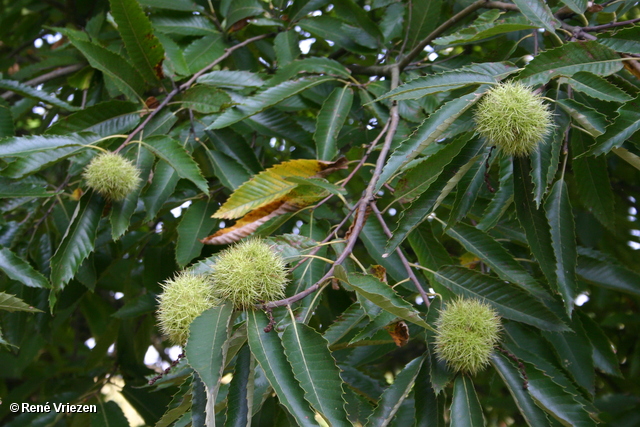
[264,66,402,308]
[369,201,430,306]
[115,33,274,151]
[1,63,85,100]
[351,0,490,75]
[582,17,640,32]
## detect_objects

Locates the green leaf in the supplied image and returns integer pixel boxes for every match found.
[445,223,550,300]
[205,128,261,174]
[332,0,382,46]
[207,150,251,190]
[288,0,331,23]
[386,135,485,253]
[0,292,42,313]
[525,362,597,427]
[0,99,13,137]
[245,109,315,157]
[346,273,430,329]
[517,41,622,86]
[559,72,632,103]
[46,100,140,137]
[394,132,472,202]
[281,320,349,427]
[527,104,569,206]
[197,70,265,89]
[0,132,99,157]
[298,16,376,53]
[0,79,79,111]
[491,353,550,427]
[570,132,615,230]
[511,0,557,35]
[586,95,640,155]
[380,3,405,42]
[447,153,490,226]
[175,86,232,114]
[151,15,219,35]
[314,85,353,161]
[268,58,351,86]
[612,146,640,171]
[208,77,336,129]
[366,355,425,427]
[0,247,50,289]
[274,31,301,67]
[541,315,595,396]
[110,144,154,239]
[139,0,201,11]
[560,0,587,13]
[323,302,367,346]
[50,192,103,291]
[112,293,157,318]
[578,312,622,378]
[0,178,60,198]
[576,252,640,297]
[434,14,539,46]
[92,400,131,427]
[176,199,219,267]
[186,303,234,391]
[544,179,577,317]
[109,0,165,83]
[184,34,226,73]
[415,355,441,427]
[225,345,254,427]
[359,217,410,284]
[246,310,319,426]
[67,37,145,100]
[377,90,485,191]
[513,157,558,287]
[406,0,441,50]
[156,32,190,76]
[598,25,640,54]
[225,0,264,30]
[556,99,607,137]
[143,136,209,194]
[433,266,568,332]
[477,155,514,231]
[450,375,485,427]
[142,160,179,221]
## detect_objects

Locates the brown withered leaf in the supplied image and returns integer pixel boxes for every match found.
[387,321,410,347]
[201,200,298,245]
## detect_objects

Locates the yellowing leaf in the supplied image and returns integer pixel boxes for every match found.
[203,158,347,244]
[212,158,346,219]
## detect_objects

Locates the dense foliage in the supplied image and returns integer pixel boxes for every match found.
[1,0,640,425]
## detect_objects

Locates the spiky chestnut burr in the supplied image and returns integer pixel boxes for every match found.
[211,239,288,309]
[434,298,502,375]
[156,272,218,346]
[474,81,553,157]
[83,152,141,200]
